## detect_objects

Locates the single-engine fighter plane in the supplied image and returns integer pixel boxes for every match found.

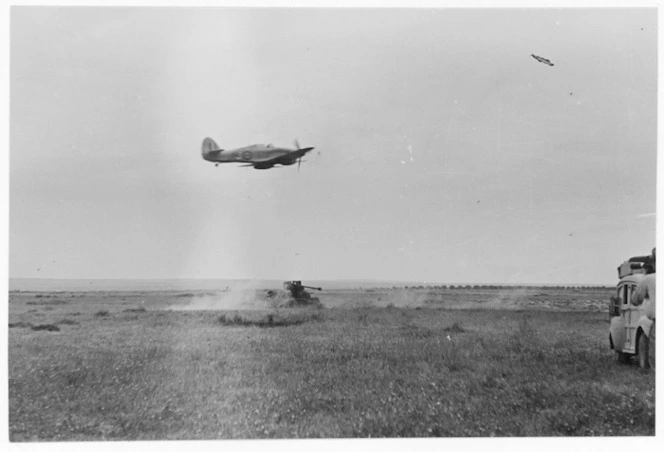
[201,137,315,170]
[531,54,554,66]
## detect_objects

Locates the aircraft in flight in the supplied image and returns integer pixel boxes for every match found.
[531,54,554,66]
[201,137,315,170]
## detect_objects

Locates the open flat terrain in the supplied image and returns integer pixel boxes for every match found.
[7,286,655,440]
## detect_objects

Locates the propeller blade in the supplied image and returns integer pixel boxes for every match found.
[294,139,301,150]
[298,157,301,171]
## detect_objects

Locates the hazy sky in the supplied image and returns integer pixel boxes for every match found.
[9,6,657,284]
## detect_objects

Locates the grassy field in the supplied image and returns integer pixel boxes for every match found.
[7,287,655,440]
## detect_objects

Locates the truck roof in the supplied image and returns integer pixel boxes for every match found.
[618,272,645,286]
[618,258,653,279]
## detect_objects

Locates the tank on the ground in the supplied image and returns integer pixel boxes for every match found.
[265,281,323,308]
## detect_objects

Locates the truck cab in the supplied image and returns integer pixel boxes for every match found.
[609,255,656,369]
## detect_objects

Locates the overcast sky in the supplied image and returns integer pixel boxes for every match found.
[9,6,657,284]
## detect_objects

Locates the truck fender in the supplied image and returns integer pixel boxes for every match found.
[637,316,655,339]
[610,316,626,351]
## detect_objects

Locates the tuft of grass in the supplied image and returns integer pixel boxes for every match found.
[95,310,110,317]
[123,307,147,313]
[10,322,61,332]
[443,322,466,333]
[30,324,60,332]
[57,319,79,326]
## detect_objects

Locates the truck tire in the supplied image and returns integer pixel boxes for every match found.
[638,333,650,370]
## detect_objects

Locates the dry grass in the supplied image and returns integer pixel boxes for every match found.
[7,287,655,440]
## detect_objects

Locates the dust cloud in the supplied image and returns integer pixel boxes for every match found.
[166,285,541,311]
[167,282,271,311]
[326,289,432,309]
[325,287,534,310]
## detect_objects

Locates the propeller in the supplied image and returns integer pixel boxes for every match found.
[293,139,316,171]
[295,139,302,171]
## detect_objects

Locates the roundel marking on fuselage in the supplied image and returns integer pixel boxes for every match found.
[242,151,253,161]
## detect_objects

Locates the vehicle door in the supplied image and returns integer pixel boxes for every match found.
[621,283,638,353]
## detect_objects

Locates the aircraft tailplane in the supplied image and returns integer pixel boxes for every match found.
[202,137,222,155]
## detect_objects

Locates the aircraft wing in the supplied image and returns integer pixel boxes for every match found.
[531,54,554,66]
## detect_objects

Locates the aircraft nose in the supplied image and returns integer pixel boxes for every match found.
[301,147,314,153]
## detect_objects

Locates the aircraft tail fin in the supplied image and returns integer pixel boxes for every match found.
[202,137,222,155]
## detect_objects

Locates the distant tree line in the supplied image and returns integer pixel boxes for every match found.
[389,285,612,291]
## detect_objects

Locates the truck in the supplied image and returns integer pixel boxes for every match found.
[609,252,656,370]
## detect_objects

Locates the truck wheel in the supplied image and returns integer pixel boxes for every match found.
[638,333,650,370]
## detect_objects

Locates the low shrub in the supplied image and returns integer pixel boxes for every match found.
[31,324,61,332]
[444,322,467,333]
[217,313,319,328]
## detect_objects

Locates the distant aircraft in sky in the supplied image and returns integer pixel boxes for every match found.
[531,54,554,66]
[201,138,315,170]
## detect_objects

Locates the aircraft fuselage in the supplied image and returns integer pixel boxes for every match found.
[202,141,314,169]
[203,145,293,164]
